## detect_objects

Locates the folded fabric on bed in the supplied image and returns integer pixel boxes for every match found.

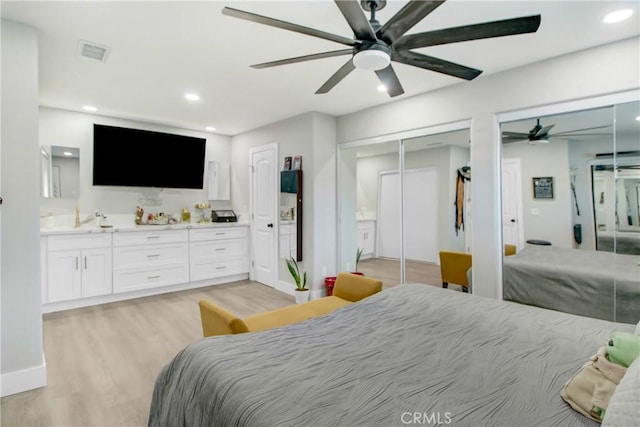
[149,284,635,427]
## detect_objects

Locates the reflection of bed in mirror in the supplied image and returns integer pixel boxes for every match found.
[503,245,640,324]
[597,229,640,255]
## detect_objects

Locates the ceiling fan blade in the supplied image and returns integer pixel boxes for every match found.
[502,138,528,144]
[550,133,612,138]
[392,50,482,80]
[377,0,445,45]
[551,124,612,136]
[501,131,530,139]
[534,124,555,137]
[251,49,353,69]
[222,7,358,46]
[375,65,405,97]
[334,0,376,41]
[393,15,541,51]
[316,59,356,94]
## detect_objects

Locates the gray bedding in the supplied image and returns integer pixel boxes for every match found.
[149,284,635,427]
[503,245,640,324]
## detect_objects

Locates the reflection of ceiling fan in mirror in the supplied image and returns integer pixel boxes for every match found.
[222,0,542,97]
[501,118,612,145]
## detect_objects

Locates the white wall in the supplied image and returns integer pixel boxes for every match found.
[336,37,640,298]
[1,19,46,396]
[39,107,232,220]
[503,139,573,248]
[231,112,337,291]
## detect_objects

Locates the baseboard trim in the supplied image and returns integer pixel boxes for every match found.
[1,353,47,397]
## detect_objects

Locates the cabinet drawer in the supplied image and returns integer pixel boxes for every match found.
[113,243,188,270]
[113,264,189,293]
[48,233,111,251]
[113,230,188,247]
[189,227,247,242]
[190,239,246,261]
[190,258,249,281]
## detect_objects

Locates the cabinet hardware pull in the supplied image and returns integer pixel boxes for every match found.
[147,254,160,258]
[216,266,226,270]
[147,275,160,279]
[76,257,79,270]
[215,248,226,251]
[215,232,225,236]
[84,256,87,269]
[147,236,161,239]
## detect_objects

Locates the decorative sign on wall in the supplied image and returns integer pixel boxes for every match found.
[533,176,554,199]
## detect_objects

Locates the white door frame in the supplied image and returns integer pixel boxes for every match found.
[249,143,279,287]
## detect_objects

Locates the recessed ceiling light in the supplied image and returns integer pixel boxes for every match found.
[377,84,387,92]
[82,105,97,112]
[206,126,216,132]
[184,93,200,101]
[63,151,73,156]
[636,115,640,121]
[603,9,633,24]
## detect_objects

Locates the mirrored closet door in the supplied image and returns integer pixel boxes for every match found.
[338,126,471,289]
[500,99,640,324]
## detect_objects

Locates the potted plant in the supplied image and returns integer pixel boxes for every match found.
[352,247,365,276]
[286,256,309,303]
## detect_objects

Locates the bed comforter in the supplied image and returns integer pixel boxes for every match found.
[149,283,634,427]
[503,245,640,324]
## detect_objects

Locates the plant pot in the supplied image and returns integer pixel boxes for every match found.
[294,289,310,304]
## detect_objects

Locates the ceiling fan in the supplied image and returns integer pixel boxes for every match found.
[222,0,542,97]
[501,119,613,144]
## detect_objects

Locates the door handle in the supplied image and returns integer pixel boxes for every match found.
[510,219,516,223]
[267,223,274,228]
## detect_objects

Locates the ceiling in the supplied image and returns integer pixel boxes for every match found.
[2,1,639,136]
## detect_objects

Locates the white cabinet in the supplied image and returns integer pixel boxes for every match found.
[356,220,376,258]
[46,234,112,303]
[279,221,297,259]
[112,230,189,293]
[189,227,249,281]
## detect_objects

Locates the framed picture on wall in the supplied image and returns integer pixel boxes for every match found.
[292,155,302,170]
[533,176,554,199]
[283,156,292,171]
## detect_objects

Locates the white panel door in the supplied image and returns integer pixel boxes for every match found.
[377,172,401,258]
[250,144,277,287]
[48,250,82,302]
[502,158,525,249]
[404,168,438,263]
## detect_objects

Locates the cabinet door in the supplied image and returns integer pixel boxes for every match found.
[356,229,367,254]
[48,250,82,302]
[363,224,375,255]
[81,248,113,298]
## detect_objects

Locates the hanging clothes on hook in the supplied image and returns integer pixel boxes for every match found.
[455,166,471,236]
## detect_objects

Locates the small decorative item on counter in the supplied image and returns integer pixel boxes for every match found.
[181,208,191,223]
[291,207,295,221]
[195,202,211,224]
[146,212,169,225]
[75,206,81,228]
[135,206,144,225]
[168,215,178,225]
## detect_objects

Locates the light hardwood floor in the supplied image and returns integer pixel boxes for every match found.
[1,280,294,427]
[1,261,453,427]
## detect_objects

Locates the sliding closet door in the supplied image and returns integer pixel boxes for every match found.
[377,171,401,259]
[403,168,438,263]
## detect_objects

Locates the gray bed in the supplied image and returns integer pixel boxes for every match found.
[503,245,640,324]
[149,284,635,427]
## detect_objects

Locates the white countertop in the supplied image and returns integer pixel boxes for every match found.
[41,221,249,235]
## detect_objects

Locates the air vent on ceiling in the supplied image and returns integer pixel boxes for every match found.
[78,40,110,62]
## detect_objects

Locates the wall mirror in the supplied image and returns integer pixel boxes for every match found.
[280,169,302,261]
[338,126,470,288]
[500,99,640,324]
[40,145,80,199]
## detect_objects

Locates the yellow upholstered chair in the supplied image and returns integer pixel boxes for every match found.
[199,272,383,337]
[439,251,472,293]
[504,244,517,256]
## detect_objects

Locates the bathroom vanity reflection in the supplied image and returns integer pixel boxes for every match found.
[41,145,80,199]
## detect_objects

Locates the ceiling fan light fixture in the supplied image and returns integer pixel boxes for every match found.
[353,49,390,71]
[529,138,550,145]
[377,84,387,92]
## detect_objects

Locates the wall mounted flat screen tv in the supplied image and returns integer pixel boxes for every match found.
[93,124,206,189]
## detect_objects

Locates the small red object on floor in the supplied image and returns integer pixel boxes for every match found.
[324,276,336,296]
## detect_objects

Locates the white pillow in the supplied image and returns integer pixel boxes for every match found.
[602,357,640,427]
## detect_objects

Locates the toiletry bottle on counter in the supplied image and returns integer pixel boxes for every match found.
[181,208,191,223]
